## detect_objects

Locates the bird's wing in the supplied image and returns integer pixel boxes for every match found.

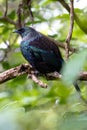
[29,45,60,64]
[29,33,63,60]
[28,36,63,68]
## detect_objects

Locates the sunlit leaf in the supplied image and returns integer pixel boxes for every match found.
[62,50,87,85]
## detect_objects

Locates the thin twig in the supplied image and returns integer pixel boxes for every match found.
[27,0,34,22]
[28,74,48,88]
[4,0,8,17]
[0,16,17,26]
[17,3,23,28]
[66,0,74,43]
[65,0,74,60]
[0,0,17,26]
[58,0,87,34]
[48,37,78,53]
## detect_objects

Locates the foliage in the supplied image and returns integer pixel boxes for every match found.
[0,0,87,130]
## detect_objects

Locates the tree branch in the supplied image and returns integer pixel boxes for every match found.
[0,64,87,88]
[4,0,8,17]
[58,0,87,34]
[48,37,78,53]
[65,0,74,60]
[17,3,23,28]
[29,74,48,88]
[0,16,17,26]
[66,0,74,43]
[27,0,34,22]
[0,64,30,84]
[0,64,48,88]
[0,0,17,26]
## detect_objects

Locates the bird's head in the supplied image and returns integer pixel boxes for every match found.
[14,26,35,38]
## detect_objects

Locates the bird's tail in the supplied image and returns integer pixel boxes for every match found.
[73,81,87,103]
[73,82,81,93]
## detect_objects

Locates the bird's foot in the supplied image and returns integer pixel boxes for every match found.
[28,70,40,78]
[18,64,30,73]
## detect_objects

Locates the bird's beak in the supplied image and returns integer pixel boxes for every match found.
[13,30,19,33]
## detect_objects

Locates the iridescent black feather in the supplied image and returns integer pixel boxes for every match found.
[16,27,64,73]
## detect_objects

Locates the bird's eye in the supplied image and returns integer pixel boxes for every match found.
[18,28,25,33]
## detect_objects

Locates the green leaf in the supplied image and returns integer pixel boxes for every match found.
[8,10,16,19]
[59,112,87,130]
[62,50,87,85]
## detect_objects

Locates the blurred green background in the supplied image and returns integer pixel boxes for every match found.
[0,0,87,130]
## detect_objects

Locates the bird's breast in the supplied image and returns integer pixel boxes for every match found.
[20,41,32,62]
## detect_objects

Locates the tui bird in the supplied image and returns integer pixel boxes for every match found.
[14,26,80,93]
